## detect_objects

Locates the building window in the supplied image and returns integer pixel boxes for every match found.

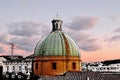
[72,62,76,69]
[19,66,21,71]
[7,66,9,71]
[13,66,15,71]
[35,63,38,70]
[25,66,27,70]
[52,63,56,70]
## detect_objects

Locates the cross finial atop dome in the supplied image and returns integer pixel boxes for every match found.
[51,14,63,32]
[53,13,61,20]
[56,12,59,17]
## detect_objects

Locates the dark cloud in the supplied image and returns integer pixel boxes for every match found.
[10,37,40,52]
[66,16,98,31]
[0,47,4,53]
[106,27,120,43]
[8,21,50,37]
[114,27,120,33]
[80,38,101,51]
[7,21,51,52]
[107,35,120,43]
[66,30,90,42]
[72,33,90,42]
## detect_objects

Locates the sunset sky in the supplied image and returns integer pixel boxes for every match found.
[0,0,120,62]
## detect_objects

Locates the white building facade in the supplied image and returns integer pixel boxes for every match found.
[82,60,120,73]
[0,55,33,75]
[88,63,120,73]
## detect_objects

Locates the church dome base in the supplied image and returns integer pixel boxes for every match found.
[34,56,81,76]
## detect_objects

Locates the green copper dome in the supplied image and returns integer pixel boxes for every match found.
[34,17,80,57]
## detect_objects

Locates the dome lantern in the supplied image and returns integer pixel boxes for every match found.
[51,14,63,32]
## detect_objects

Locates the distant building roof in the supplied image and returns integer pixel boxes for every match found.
[102,59,120,65]
[0,55,23,61]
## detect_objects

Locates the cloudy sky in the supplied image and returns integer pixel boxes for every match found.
[0,0,120,62]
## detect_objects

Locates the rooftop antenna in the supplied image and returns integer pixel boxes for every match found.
[10,43,16,56]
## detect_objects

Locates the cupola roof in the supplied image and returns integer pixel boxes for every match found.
[34,16,80,57]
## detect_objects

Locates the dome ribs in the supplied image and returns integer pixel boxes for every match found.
[61,32,70,71]
[61,33,70,55]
